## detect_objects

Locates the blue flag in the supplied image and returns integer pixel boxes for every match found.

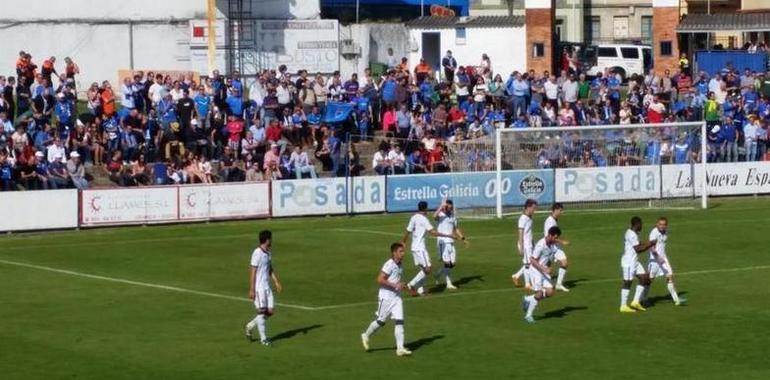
[323,102,354,124]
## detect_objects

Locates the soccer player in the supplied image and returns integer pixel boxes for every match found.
[544,203,570,292]
[245,230,283,346]
[401,201,453,296]
[512,199,537,289]
[643,217,687,306]
[360,242,412,357]
[522,226,562,323]
[620,217,657,313]
[433,199,469,290]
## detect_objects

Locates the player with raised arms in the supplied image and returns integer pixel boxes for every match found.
[245,230,283,346]
[360,242,413,357]
[620,217,656,313]
[642,217,687,306]
[544,203,571,292]
[522,226,562,323]
[433,199,469,290]
[401,201,454,296]
[512,199,537,289]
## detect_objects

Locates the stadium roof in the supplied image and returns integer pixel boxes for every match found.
[677,13,770,33]
[405,15,525,29]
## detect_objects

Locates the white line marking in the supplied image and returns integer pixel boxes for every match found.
[2,259,769,312]
[0,259,315,311]
[332,228,402,237]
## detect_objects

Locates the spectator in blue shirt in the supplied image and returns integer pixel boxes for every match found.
[194,89,211,130]
[226,88,244,118]
[719,118,738,162]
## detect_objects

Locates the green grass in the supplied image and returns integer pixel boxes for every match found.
[2,198,770,379]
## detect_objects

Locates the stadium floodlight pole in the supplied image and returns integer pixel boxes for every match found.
[495,127,503,219]
[701,121,708,209]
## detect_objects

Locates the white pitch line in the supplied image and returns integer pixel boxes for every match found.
[0,259,315,311]
[2,257,769,312]
[331,228,402,237]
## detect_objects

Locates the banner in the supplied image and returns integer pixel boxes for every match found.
[663,161,770,197]
[386,170,554,213]
[0,190,78,232]
[179,182,270,221]
[80,187,177,226]
[272,176,385,217]
[323,102,354,124]
[555,166,660,202]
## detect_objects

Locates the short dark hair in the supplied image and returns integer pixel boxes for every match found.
[258,230,272,244]
[445,199,454,206]
[658,216,668,223]
[418,201,428,211]
[525,199,538,208]
[547,226,562,237]
[390,242,404,253]
[630,216,642,227]
[552,203,563,211]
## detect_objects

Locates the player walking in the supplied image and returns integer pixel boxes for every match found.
[401,201,453,296]
[512,199,537,289]
[544,203,570,292]
[360,242,412,357]
[433,199,469,290]
[642,217,687,306]
[620,217,656,313]
[522,226,562,323]
[245,230,283,345]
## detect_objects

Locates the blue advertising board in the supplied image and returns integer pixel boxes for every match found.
[386,170,554,212]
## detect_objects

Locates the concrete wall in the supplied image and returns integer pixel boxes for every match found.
[407,26,527,77]
[338,23,409,79]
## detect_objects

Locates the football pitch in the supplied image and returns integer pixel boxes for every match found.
[2,198,769,380]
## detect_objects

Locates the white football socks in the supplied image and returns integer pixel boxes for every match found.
[632,285,645,303]
[620,288,630,307]
[408,270,426,289]
[364,320,381,337]
[394,324,405,350]
[256,314,267,341]
[557,267,567,286]
[525,295,539,318]
[667,282,680,303]
[444,267,453,286]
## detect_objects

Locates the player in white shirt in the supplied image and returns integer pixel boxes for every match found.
[642,217,686,306]
[360,242,412,357]
[544,203,571,292]
[433,199,469,290]
[619,217,657,313]
[521,226,562,323]
[512,199,538,289]
[245,230,283,345]
[401,201,454,296]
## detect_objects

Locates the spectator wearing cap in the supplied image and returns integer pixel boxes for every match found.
[67,151,88,189]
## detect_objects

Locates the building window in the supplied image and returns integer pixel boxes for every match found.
[660,41,673,56]
[641,16,652,45]
[456,27,466,45]
[533,43,545,58]
[584,16,600,44]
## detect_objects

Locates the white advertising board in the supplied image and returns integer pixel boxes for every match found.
[0,190,78,232]
[663,161,770,197]
[556,166,661,202]
[272,176,385,217]
[179,182,270,220]
[256,20,340,74]
[80,187,177,226]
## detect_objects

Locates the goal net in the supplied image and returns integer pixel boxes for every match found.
[486,122,708,218]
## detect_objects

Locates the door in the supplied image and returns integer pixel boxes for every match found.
[421,32,441,71]
[613,16,629,40]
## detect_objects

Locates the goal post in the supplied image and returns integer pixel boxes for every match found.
[494,122,708,218]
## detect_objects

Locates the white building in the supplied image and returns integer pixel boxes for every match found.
[0,0,321,91]
[405,16,527,77]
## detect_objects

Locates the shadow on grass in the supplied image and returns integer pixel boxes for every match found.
[645,291,688,307]
[369,335,445,353]
[428,275,484,294]
[563,278,589,289]
[539,306,589,320]
[270,324,323,343]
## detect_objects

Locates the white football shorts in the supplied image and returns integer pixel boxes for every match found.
[621,260,646,281]
[528,268,554,293]
[253,288,274,310]
[439,242,456,264]
[648,258,674,278]
[412,249,431,268]
[375,296,404,321]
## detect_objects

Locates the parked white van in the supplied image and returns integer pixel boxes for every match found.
[584,44,653,80]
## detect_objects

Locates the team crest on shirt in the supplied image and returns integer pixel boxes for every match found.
[519,174,545,198]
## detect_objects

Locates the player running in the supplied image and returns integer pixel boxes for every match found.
[544,203,570,292]
[512,199,537,289]
[619,217,656,313]
[522,226,562,323]
[433,199,469,290]
[401,201,453,296]
[360,242,412,357]
[245,230,283,346]
[642,217,687,306]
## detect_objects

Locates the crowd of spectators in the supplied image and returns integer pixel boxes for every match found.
[2,46,770,191]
